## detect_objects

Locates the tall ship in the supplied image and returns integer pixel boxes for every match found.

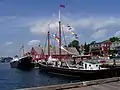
[38,5,120,80]
[10,45,34,70]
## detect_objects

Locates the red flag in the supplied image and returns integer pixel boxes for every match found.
[60,4,65,8]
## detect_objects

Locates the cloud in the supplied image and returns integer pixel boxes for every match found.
[28,15,120,41]
[1,15,120,45]
[91,29,108,39]
[114,31,120,37]
[28,40,40,46]
[30,17,75,35]
[5,41,12,45]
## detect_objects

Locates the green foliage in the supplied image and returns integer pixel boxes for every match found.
[68,40,79,47]
[109,37,120,42]
[108,50,117,55]
[89,41,96,45]
[84,43,90,53]
[68,40,80,54]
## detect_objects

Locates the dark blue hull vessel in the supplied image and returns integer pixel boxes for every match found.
[10,56,34,70]
[39,63,120,81]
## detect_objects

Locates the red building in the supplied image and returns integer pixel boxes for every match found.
[89,41,112,56]
[30,46,79,61]
[30,46,45,61]
[102,41,112,56]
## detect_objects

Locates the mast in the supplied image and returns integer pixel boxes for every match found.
[19,44,24,57]
[59,10,62,60]
[22,45,24,56]
[48,31,50,56]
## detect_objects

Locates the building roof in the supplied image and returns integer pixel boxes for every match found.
[31,46,43,54]
[90,41,112,46]
[43,46,79,55]
[31,46,79,55]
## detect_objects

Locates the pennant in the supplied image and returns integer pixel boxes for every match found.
[53,34,60,43]
[55,36,60,42]
[60,4,65,8]
[71,31,75,35]
[75,36,79,39]
[68,27,72,30]
[66,24,79,39]
[49,45,52,48]
[67,24,71,27]
[67,24,73,31]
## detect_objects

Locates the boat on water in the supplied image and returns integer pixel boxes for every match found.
[10,55,19,68]
[39,6,120,80]
[39,56,120,80]
[10,46,34,70]
[10,56,34,70]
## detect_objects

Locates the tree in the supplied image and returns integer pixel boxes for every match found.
[68,40,79,47]
[84,43,90,53]
[68,40,80,54]
[109,37,120,42]
[89,41,96,45]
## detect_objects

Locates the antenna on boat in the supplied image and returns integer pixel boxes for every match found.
[21,44,24,56]
[19,44,24,57]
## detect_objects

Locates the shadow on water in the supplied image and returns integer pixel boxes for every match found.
[38,71,81,84]
[0,63,80,90]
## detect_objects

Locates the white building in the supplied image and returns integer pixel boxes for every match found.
[110,41,120,50]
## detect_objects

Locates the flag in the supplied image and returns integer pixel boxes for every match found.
[60,4,65,8]
[66,24,79,39]
[67,24,73,31]
[53,34,60,43]
[71,31,75,35]
[67,24,71,27]
[68,27,72,30]
[49,45,52,48]
[75,35,79,39]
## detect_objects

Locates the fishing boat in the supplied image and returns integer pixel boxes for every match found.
[10,55,19,68]
[10,45,34,70]
[39,6,120,80]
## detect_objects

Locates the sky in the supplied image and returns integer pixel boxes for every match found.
[1,0,120,56]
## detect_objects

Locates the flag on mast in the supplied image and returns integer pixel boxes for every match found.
[60,4,65,8]
[53,34,60,43]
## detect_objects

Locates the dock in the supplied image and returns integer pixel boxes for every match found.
[18,77,120,90]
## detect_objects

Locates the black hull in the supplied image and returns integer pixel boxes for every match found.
[39,63,120,81]
[10,56,34,70]
[10,61,18,68]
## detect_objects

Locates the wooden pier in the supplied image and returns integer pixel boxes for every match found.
[18,77,120,90]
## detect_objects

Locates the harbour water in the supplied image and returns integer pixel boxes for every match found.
[0,63,80,90]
